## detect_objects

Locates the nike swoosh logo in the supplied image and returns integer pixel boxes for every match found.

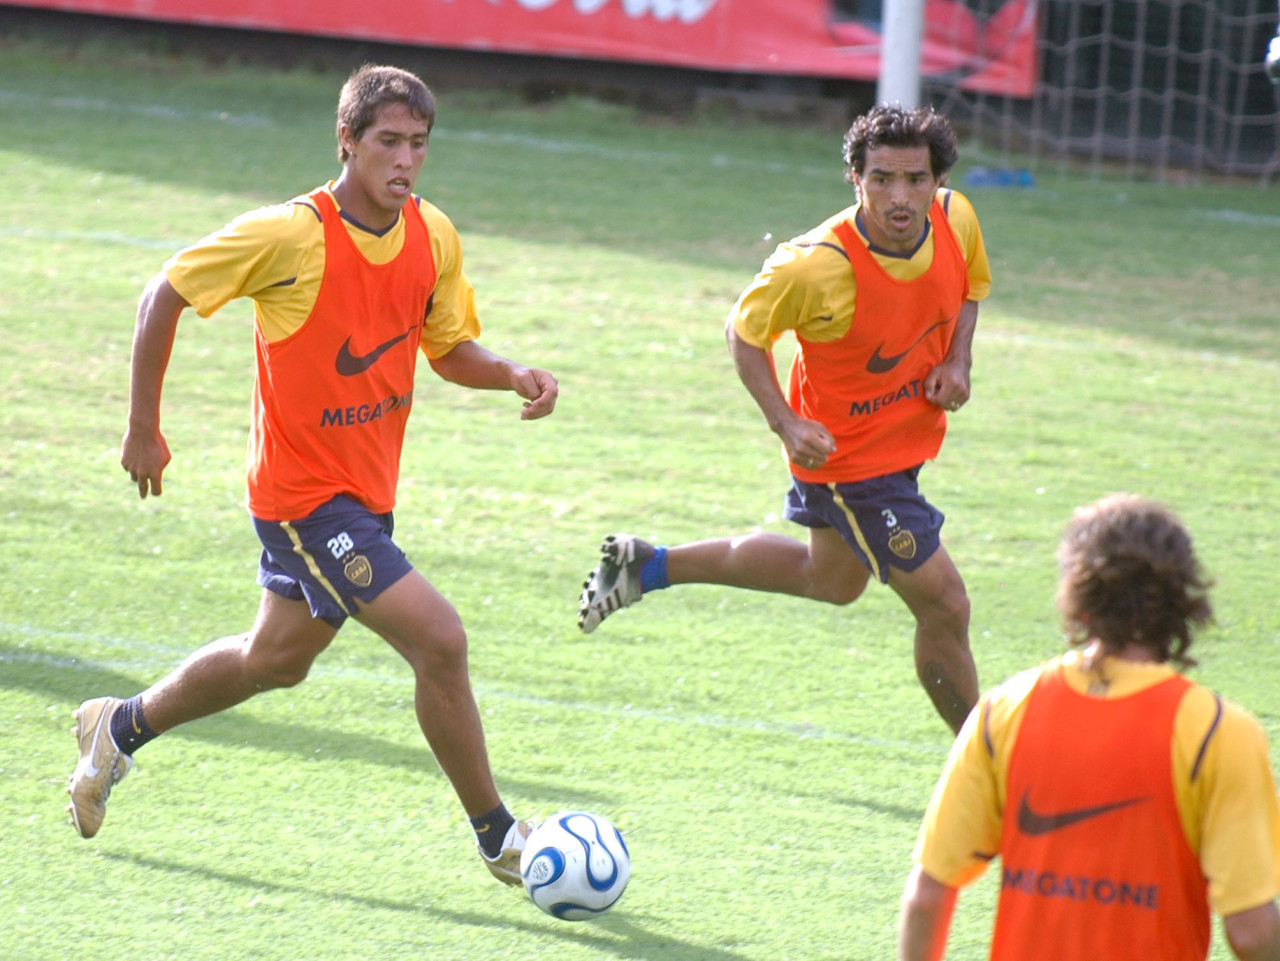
[865,319,950,374]
[131,706,142,735]
[335,327,416,376]
[83,719,107,779]
[1016,792,1149,836]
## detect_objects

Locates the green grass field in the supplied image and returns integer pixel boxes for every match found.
[2,25,1279,961]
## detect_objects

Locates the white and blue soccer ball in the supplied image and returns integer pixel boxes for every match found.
[520,810,630,921]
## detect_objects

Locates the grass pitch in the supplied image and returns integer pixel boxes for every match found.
[2,26,1279,961]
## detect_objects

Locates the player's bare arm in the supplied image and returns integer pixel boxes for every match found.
[1223,902,1280,961]
[428,339,559,420]
[726,323,835,469]
[121,273,188,498]
[923,299,979,412]
[897,865,959,961]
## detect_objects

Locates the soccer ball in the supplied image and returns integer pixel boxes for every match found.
[520,810,630,920]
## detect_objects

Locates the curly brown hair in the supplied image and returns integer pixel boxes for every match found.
[842,104,959,185]
[1056,494,1213,668]
[335,64,436,163]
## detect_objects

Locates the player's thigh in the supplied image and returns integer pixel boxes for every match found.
[354,569,466,667]
[245,588,340,683]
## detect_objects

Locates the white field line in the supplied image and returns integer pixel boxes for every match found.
[0,88,273,127]
[0,85,822,178]
[5,87,1277,232]
[442,128,830,178]
[0,226,178,249]
[1194,207,1280,229]
[976,327,1280,372]
[7,85,1280,226]
[1,235,1274,375]
[0,621,945,756]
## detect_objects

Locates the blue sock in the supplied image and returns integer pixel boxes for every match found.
[471,803,515,858]
[109,695,157,756]
[640,546,669,593]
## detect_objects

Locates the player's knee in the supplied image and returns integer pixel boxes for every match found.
[430,623,469,668]
[939,582,971,632]
[914,579,971,639]
[244,640,317,689]
[911,586,967,655]
[405,620,470,677]
[815,579,868,606]
[808,563,871,605]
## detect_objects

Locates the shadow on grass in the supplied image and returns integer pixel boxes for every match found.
[101,849,754,960]
[733,773,926,826]
[827,791,926,824]
[4,641,616,811]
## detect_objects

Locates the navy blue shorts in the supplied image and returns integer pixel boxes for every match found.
[783,466,943,584]
[253,494,414,627]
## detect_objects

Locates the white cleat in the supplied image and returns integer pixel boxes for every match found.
[479,818,536,886]
[67,697,134,839]
[577,533,655,634]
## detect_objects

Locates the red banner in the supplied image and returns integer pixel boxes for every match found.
[5,0,1038,97]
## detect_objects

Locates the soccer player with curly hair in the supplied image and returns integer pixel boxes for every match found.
[898,494,1280,960]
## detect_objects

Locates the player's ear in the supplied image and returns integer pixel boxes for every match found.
[338,123,357,158]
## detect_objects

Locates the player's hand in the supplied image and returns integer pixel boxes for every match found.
[512,366,559,420]
[923,357,971,413]
[779,416,836,470]
[121,427,172,498]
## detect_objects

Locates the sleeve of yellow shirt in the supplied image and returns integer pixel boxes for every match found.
[729,244,815,350]
[943,189,992,302]
[165,200,317,322]
[414,198,482,359]
[914,664,1041,888]
[1189,695,1280,916]
[729,223,859,350]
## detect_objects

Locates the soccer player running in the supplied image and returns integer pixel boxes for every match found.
[577,104,990,734]
[66,64,558,887]
[898,494,1280,961]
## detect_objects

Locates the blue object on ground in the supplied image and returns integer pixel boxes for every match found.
[962,166,1035,188]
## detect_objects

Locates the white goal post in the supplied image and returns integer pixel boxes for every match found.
[878,0,928,107]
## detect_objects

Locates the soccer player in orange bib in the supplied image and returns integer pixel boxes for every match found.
[578,104,990,734]
[898,494,1280,960]
[66,65,558,887]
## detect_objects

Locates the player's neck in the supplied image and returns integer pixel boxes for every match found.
[330,173,403,234]
[1080,638,1159,665]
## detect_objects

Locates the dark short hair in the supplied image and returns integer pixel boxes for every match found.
[842,104,958,184]
[1056,494,1213,668]
[336,64,436,162]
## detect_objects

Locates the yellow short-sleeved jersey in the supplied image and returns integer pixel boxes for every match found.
[731,188,992,350]
[914,651,1280,918]
[164,182,479,357]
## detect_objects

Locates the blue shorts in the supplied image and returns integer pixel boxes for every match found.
[253,494,414,627]
[783,466,943,584]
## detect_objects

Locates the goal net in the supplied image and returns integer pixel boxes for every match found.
[926,0,1280,183]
